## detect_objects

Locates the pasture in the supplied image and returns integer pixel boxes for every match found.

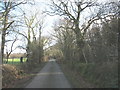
[3,58,27,64]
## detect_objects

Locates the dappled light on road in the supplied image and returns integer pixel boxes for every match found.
[49,59,56,62]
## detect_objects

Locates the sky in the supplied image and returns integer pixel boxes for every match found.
[2,0,119,54]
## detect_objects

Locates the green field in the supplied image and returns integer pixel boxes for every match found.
[3,58,27,64]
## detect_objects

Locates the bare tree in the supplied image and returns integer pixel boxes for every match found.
[0,0,29,62]
[5,35,18,63]
[46,0,99,63]
[12,10,46,64]
[46,0,118,63]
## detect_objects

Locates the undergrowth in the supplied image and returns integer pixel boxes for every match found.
[60,61,118,88]
[75,62,118,88]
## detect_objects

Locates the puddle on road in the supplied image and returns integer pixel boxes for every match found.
[29,72,63,76]
[37,72,63,76]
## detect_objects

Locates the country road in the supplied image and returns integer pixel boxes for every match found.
[25,60,72,88]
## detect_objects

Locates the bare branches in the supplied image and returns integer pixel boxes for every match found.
[9,36,18,54]
[5,21,14,30]
[82,13,117,37]
[82,17,99,36]
[5,35,18,61]
[13,30,29,41]
[10,1,27,9]
[17,46,27,50]
[45,0,76,20]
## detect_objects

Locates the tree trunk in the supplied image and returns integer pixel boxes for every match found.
[74,24,87,63]
[6,55,9,64]
[1,30,6,63]
[82,49,88,64]
[12,58,14,64]
[1,9,9,63]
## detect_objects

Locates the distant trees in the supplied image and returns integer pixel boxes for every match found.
[53,18,76,62]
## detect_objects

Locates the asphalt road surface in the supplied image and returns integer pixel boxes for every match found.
[25,60,72,88]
